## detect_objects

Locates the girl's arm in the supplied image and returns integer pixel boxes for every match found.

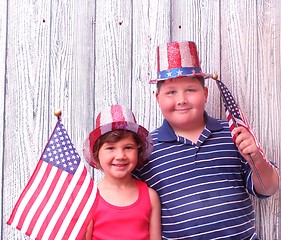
[148,187,162,240]
[82,219,93,240]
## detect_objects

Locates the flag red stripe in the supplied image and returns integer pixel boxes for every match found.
[6,160,44,226]
[62,174,95,239]
[35,173,73,239]
[17,163,53,230]
[48,167,87,239]
[76,191,98,240]
[25,168,62,236]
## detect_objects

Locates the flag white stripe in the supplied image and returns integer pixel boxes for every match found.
[68,181,97,239]
[21,165,58,233]
[10,162,48,227]
[30,170,68,238]
[55,167,91,238]
[42,162,84,239]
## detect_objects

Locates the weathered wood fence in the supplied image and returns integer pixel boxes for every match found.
[0,0,280,239]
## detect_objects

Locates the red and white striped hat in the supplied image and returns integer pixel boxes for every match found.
[83,105,153,167]
[150,41,212,83]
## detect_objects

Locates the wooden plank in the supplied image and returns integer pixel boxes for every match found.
[0,0,7,238]
[171,0,221,118]
[2,0,51,238]
[221,1,279,239]
[256,0,281,238]
[48,0,95,162]
[131,0,171,132]
[94,0,133,110]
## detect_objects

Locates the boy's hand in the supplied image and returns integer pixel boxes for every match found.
[231,126,261,162]
[232,126,279,195]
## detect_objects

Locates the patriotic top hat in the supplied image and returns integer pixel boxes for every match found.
[150,41,212,83]
[83,105,153,168]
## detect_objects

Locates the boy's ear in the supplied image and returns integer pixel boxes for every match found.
[204,86,208,102]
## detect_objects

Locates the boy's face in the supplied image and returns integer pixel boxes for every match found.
[156,76,208,131]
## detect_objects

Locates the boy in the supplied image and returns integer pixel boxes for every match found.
[134,41,279,239]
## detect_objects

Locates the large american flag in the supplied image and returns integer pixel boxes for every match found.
[7,120,97,239]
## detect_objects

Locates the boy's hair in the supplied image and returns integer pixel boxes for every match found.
[156,77,205,92]
[92,130,144,169]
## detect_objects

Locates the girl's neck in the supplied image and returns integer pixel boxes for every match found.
[99,175,136,189]
[98,177,138,207]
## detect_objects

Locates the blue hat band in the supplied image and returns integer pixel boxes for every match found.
[157,67,203,80]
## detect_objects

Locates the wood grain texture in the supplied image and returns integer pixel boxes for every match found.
[3,0,51,238]
[221,0,280,239]
[0,0,7,238]
[131,0,171,132]
[1,0,280,239]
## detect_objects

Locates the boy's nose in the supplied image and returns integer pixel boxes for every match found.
[177,93,187,105]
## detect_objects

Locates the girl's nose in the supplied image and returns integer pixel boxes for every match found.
[115,149,125,159]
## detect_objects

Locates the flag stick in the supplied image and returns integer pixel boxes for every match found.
[213,78,265,190]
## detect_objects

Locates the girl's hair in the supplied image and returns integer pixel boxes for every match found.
[156,77,205,92]
[92,130,144,169]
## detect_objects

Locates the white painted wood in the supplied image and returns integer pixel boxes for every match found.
[220,1,280,239]
[0,0,7,238]
[131,0,171,132]
[1,0,280,239]
[3,0,52,238]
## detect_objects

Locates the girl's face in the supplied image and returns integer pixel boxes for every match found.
[98,135,139,180]
[156,76,208,132]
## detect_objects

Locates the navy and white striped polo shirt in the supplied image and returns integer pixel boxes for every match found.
[134,113,264,239]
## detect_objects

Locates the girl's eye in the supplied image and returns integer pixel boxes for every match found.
[125,146,135,150]
[105,146,114,150]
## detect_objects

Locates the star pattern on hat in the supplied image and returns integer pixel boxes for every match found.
[177,69,183,76]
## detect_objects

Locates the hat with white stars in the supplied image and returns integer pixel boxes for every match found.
[83,105,153,168]
[150,41,212,83]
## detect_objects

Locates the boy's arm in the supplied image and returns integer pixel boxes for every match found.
[233,126,279,196]
[148,187,162,240]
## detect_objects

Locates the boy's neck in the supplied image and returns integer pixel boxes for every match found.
[173,120,205,143]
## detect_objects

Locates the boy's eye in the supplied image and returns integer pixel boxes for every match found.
[166,90,176,95]
[186,88,196,92]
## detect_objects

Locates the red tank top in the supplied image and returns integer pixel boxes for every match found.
[92,180,151,240]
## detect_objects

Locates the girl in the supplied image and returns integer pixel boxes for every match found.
[83,105,161,240]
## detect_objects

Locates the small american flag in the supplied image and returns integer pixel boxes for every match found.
[216,80,267,154]
[216,80,267,188]
[7,120,97,240]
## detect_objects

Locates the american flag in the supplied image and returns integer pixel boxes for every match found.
[216,80,250,132]
[7,120,97,240]
[216,80,267,188]
[216,80,266,154]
